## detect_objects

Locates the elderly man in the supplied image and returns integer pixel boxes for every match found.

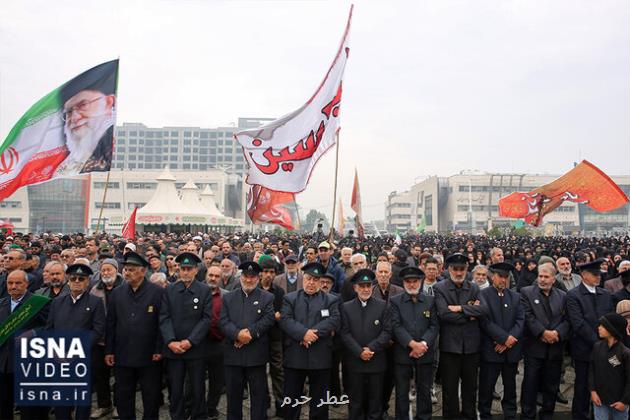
[56,60,117,175]
[220,261,275,420]
[390,266,439,420]
[89,258,123,418]
[339,247,354,279]
[47,263,106,420]
[519,264,570,420]
[220,258,239,291]
[36,261,70,299]
[567,258,614,420]
[280,262,341,420]
[473,265,490,289]
[0,248,27,299]
[160,252,212,420]
[555,257,582,291]
[489,247,516,289]
[605,260,630,294]
[434,253,488,419]
[340,268,391,420]
[0,270,48,420]
[478,262,524,420]
[341,253,368,302]
[274,255,303,293]
[105,252,164,420]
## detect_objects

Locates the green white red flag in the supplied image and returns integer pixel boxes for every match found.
[0,60,119,201]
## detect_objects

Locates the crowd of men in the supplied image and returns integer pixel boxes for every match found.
[1,230,630,420]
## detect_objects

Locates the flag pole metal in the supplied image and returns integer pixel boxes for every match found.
[95,170,111,233]
[329,131,340,241]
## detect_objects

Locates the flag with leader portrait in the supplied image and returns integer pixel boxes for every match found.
[0,60,118,201]
[235,6,352,193]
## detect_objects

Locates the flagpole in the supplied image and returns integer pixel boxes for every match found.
[95,171,111,233]
[329,132,340,241]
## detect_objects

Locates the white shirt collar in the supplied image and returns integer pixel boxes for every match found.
[583,283,597,294]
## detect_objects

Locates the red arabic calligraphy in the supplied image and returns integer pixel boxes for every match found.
[0,147,19,175]
[249,82,343,175]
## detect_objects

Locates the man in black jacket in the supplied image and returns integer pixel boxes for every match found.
[279,262,341,420]
[340,268,391,420]
[47,263,105,420]
[519,264,570,420]
[389,266,439,420]
[159,252,212,420]
[220,261,275,420]
[105,252,164,420]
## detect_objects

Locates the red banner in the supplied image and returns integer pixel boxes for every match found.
[247,185,296,230]
[121,207,137,239]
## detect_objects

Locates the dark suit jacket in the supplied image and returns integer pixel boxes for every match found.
[479,287,524,363]
[46,292,105,347]
[567,283,613,361]
[220,287,275,367]
[340,297,391,373]
[273,272,303,294]
[0,292,48,373]
[389,292,439,365]
[520,285,570,360]
[105,280,164,367]
[434,279,488,354]
[279,289,340,370]
[159,280,212,360]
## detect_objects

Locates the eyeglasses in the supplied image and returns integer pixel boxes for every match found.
[68,276,88,283]
[61,96,105,122]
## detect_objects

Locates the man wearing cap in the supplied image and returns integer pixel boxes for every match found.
[433,253,488,419]
[89,258,123,418]
[477,262,524,420]
[613,270,630,306]
[105,251,164,420]
[47,263,106,420]
[220,261,275,420]
[316,241,345,294]
[566,258,614,419]
[389,266,439,420]
[279,262,341,420]
[519,263,570,420]
[390,249,410,287]
[160,252,212,420]
[340,268,391,420]
[274,254,303,293]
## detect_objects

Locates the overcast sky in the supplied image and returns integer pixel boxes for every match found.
[1,0,629,221]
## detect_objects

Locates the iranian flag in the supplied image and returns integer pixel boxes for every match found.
[0,60,119,201]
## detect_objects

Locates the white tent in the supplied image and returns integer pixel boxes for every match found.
[180,179,210,215]
[199,185,224,217]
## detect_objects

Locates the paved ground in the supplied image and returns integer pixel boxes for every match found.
[107,360,576,419]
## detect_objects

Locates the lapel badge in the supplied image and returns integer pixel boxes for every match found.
[193,297,199,303]
[423,310,431,318]
[374,319,380,326]
[86,307,91,311]
[147,305,154,313]
[504,303,508,308]
[257,309,262,314]
[254,301,259,305]
[534,299,540,304]
[193,305,198,310]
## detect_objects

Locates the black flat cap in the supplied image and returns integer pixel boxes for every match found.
[239,261,262,276]
[66,263,93,277]
[489,262,515,276]
[176,252,202,267]
[445,253,468,267]
[399,266,425,281]
[578,258,606,274]
[351,268,376,285]
[123,251,149,267]
[302,262,326,278]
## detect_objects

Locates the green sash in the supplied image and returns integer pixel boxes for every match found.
[0,294,50,346]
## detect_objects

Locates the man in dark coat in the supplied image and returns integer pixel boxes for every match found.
[220,261,276,420]
[0,270,48,420]
[478,262,524,420]
[520,264,570,420]
[159,252,212,420]
[566,259,614,420]
[105,252,164,420]
[46,263,106,420]
[340,269,391,420]
[389,266,439,420]
[279,262,341,420]
[433,253,488,419]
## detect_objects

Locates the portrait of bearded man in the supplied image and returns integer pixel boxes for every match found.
[55,61,117,175]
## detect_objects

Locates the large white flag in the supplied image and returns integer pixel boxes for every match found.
[236,6,352,193]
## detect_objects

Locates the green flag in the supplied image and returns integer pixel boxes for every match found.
[0,294,50,346]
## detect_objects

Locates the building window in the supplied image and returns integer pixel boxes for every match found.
[9,218,22,223]
[129,131,137,136]
[184,131,192,137]
[0,201,22,208]
[424,195,433,226]
[127,182,157,189]
[95,202,121,209]
[200,132,208,139]
[183,164,190,169]
[128,202,146,209]
[170,131,178,137]
[93,182,120,189]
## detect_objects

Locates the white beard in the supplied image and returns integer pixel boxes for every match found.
[58,111,114,175]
